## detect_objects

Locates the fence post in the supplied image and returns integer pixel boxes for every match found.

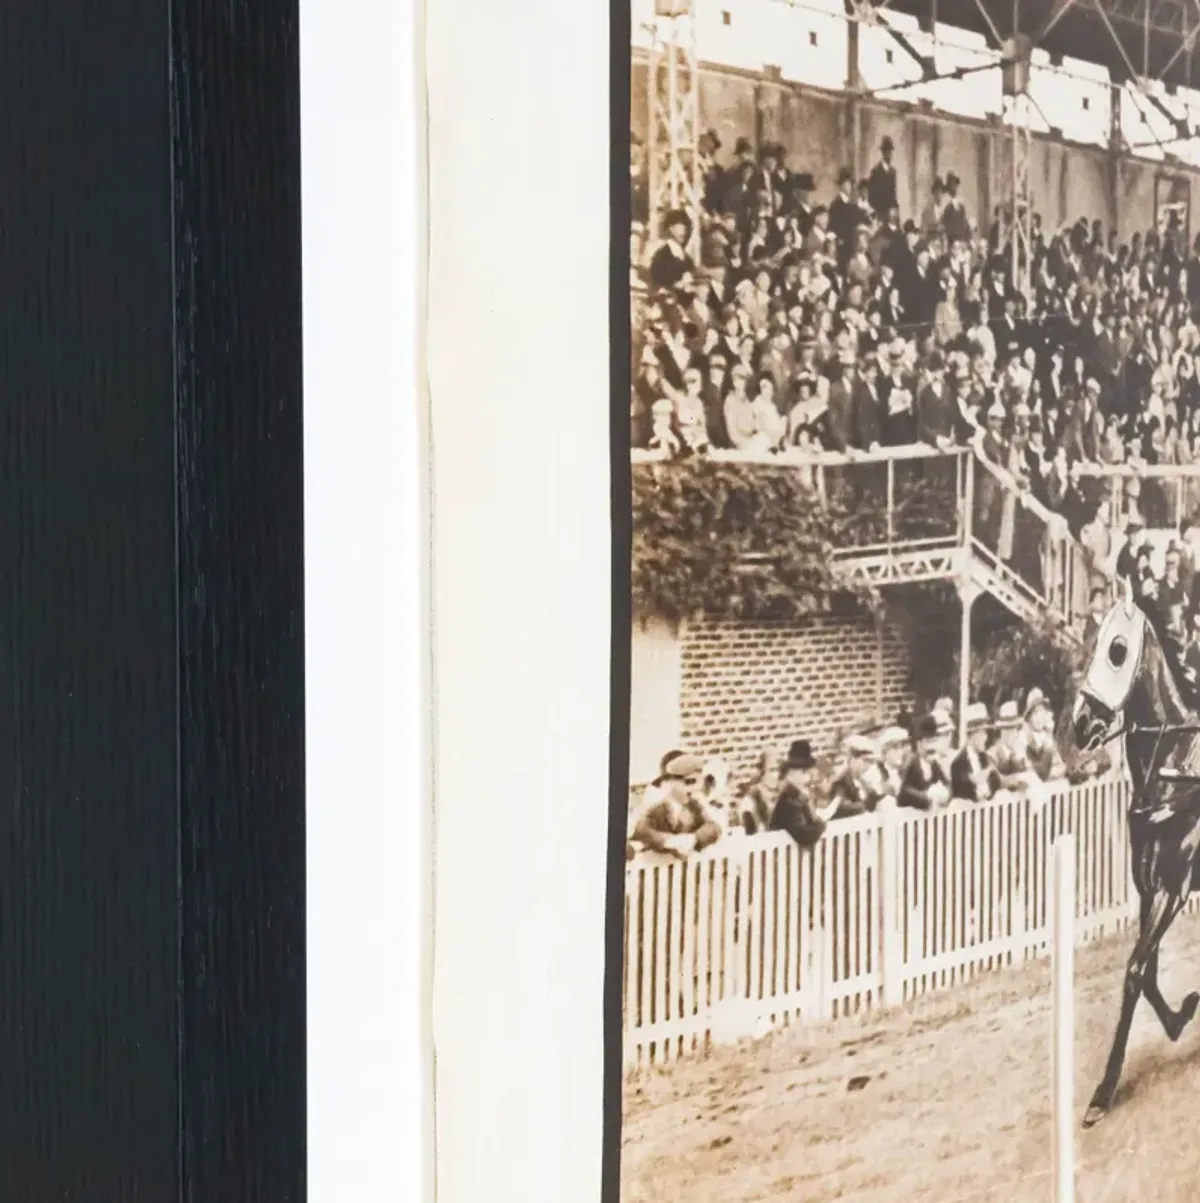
[879,807,904,1007]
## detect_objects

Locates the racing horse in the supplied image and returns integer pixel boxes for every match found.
[1073,575,1200,1128]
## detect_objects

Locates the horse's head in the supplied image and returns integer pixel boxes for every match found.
[1072,576,1147,752]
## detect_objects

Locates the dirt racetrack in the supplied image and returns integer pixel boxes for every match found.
[622,911,1200,1202]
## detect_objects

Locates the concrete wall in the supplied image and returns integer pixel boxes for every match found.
[632,56,1200,243]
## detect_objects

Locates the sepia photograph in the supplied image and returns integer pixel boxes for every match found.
[619,0,1200,1198]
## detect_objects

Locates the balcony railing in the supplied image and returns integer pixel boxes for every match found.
[632,441,1092,629]
[1073,461,1200,533]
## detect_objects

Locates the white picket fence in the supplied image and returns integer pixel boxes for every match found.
[623,776,1159,1071]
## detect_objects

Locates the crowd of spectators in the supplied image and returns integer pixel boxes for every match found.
[626,690,1109,860]
[631,129,1200,535]
[625,513,1200,862]
[1101,515,1200,697]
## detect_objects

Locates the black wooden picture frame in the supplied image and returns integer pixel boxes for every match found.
[0,3,305,1198]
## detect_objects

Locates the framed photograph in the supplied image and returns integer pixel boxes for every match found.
[616,5,1200,1203]
[428,3,1200,1202]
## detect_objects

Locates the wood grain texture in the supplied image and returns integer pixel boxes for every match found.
[0,3,177,1198]
[0,1,303,1198]
[171,2,305,1201]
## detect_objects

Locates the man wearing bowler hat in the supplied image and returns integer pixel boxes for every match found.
[649,208,696,294]
[942,171,970,244]
[830,166,862,269]
[868,134,898,218]
[787,171,817,236]
[769,740,828,848]
[898,715,952,811]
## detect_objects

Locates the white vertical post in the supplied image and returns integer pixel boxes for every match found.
[1052,835,1076,1203]
[879,807,903,1007]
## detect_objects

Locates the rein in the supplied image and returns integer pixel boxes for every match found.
[1098,718,1200,798]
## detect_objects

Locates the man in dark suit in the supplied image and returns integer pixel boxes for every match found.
[950,704,1001,802]
[867,135,898,219]
[829,167,863,270]
[903,243,938,331]
[1114,520,1145,582]
[853,355,884,451]
[880,341,918,446]
[825,350,857,452]
[701,355,730,448]
[1061,379,1103,465]
[941,171,970,244]
[770,740,827,848]
[649,209,696,294]
[916,351,956,448]
[787,171,817,237]
[899,715,953,811]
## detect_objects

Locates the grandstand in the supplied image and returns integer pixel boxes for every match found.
[622,14,1200,1197]
[627,0,1200,784]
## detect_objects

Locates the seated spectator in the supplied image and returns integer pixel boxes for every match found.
[770,739,828,848]
[825,734,875,818]
[724,366,785,451]
[899,714,953,811]
[951,703,1002,802]
[628,750,724,860]
[932,704,956,784]
[992,701,1040,791]
[787,377,829,449]
[739,749,782,834]
[857,725,905,809]
[671,366,710,454]
[1023,688,1067,782]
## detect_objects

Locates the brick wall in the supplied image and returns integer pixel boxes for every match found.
[678,613,913,781]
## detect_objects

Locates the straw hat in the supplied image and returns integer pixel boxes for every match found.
[844,734,876,757]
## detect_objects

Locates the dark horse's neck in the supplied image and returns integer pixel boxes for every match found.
[1126,608,1197,798]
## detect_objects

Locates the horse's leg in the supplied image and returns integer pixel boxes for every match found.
[1083,885,1178,1128]
[1142,939,1200,1042]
